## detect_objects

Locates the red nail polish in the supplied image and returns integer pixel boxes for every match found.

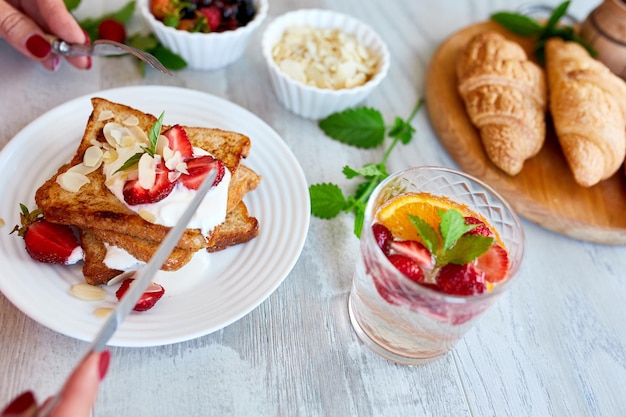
[85,56,92,70]
[82,29,91,45]
[1,391,36,416]
[25,34,51,58]
[98,350,110,381]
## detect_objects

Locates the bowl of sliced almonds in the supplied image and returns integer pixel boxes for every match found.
[261,9,390,119]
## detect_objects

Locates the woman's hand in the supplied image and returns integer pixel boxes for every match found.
[0,350,110,417]
[0,0,91,70]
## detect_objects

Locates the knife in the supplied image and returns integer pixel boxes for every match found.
[37,168,217,416]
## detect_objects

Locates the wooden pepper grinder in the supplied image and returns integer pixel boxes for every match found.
[580,0,626,79]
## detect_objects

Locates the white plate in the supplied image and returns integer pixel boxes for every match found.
[0,86,310,347]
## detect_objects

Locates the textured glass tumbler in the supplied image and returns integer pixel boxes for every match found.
[348,166,525,365]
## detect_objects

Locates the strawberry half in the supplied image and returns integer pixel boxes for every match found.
[390,240,434,271]
[474,243,509,282]
[464,216,494,237]
[436,263,486,296]
[387,254,425,283]
[123,161,175,205]
[115,279,165,312]
[11,205,82,264]
[372,223,393,254]
[180,155,225,190]
[163,125,193,160]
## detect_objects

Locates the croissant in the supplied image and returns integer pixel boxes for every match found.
[456,31,547,176]
[545,37,626,187]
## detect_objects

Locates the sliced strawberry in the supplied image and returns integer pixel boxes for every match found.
[436,263,486,296]
[390,240,434,271]
[115,279,165,312]
[387,254,425,283]
[24,220,81,264]
[97,19,126,43]
[371,223,392,254]
[162,125,193,160]
[123,161,175,205]
[179,155,225,190]
[474,243,509,282]
[464,216,494,237]
[199,6,222,31]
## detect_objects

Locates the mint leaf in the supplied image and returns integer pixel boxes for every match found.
[113,152,143,174]
[147,43,188,70]
[64,0,81,11]
[127,33,159,51]
[343,163,387,180]
[148,112,165,154]
[408,215,440,254]
[388,117,416,145]
[438,209,476,252]
[318,107,385,149]
[441,234,493,265]
[309,183,347,219]
[490,12,543,36]
[544,0,570,31]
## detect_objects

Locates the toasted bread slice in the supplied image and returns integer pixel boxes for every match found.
[35,98,260,253]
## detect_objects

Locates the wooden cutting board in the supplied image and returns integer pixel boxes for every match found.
[425,21,626,245]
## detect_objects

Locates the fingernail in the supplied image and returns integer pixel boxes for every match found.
[1,391,36,416]
[85,56,92,70]
[98,350,110,381]
[25,34,51,58]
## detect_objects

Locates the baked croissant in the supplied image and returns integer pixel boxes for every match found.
[545,37,626,187]
[456,31,547,176]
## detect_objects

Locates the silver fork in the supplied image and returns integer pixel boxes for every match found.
[49,37,173,76]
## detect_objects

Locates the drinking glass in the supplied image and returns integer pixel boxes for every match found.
[348,166,524,365]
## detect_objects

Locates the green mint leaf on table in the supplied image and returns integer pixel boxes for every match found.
[318,107,386,149]
[309,184,347,219]
[490,0,596,63]
[309,99,424,237]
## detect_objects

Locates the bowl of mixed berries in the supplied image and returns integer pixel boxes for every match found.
[139,0,268,70]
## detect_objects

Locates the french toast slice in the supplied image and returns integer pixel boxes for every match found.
[35,97,261,282]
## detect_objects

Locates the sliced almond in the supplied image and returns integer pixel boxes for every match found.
[68,162,99,176]
[70,283,107,301]
[83,145,104,167]
[57,171,90,192]
[102,149,118,164]
[97,110,115,122]
[123,115,139,126]
[127,125,149,144]
[94,307,114,318]
[103,122,125,147]
[138,153,156,189]
[139,209,156,223]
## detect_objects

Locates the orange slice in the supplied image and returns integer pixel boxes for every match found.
[376,192,474,241]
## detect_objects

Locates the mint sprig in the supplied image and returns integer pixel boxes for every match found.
[113,112,164,174]
[309,98,424,237]
[410,209,493,268]
[491,0,595,64]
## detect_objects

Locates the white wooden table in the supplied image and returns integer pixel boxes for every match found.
[2,0,625,416]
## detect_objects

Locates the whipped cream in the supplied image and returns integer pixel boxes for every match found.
[66,246,85,265]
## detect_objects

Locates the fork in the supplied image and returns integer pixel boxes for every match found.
[50,37,173,76]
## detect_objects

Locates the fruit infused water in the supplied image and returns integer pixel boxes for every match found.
[348,167,524,365]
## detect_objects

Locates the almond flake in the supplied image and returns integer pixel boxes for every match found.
[123,115,139,126]
[139,209,156,223]
[94,307,114,318]
[156,135,168,155]
[83,145,104,167]
[103,122,125,147]
[168,171,182,182]
[97,110,115,122]
[127,125,149,144]
[57,171,90,192]
[68,162,99,176]
[102,149,118,164]
[70,283,107,301]
[138,153,156,189]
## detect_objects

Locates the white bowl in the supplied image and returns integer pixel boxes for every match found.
[139,0,268,70]
[261,9,390,119]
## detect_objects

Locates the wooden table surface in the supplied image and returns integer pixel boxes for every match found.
[1,1,625,416]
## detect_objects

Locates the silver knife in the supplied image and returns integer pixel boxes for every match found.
[37,168,216,416]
